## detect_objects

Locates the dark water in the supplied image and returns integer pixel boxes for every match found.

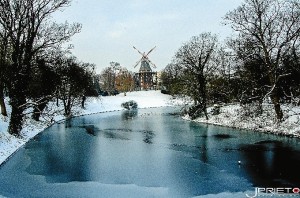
[0,107,300,198]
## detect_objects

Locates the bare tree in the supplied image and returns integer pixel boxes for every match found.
[174,32,220,119]
[0,0,81,135]
[115,68,134,94]
[55,57,95,117]
[161,63,183,95]
[224,0,300,121]
[100,67,116,95]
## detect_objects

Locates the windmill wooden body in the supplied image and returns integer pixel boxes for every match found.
[133,46,158,90]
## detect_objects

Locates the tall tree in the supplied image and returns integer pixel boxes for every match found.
[161,63,183,95]
[173,32,220,119]
[29,58,59,121]
[55,57,95,117]
[224,0,300,121]
[115,68,134,94]
[207,47,236,104]
[280,48,300,104]
[100,67,116,95]
[0,0,81,135]
[227,37,270,105]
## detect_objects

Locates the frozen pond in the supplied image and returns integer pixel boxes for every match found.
[0,107,300,198]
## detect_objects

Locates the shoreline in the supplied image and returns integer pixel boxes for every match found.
[0,105,174,167]
[187,118,300,139]
[1,92,300,166]
[0,91,176,166]
[182,103,300,139]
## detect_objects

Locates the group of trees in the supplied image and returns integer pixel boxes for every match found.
[161,0,300,121]
[0,0,96,136]
[100,62,135,95]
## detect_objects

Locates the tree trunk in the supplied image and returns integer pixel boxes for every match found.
[0,85,7,116]
[199,75,209,120]
[63,99,68,116]
[201,85,209,120]
[270,89,283,121]
[66,98,71,116]
[63,95,72,117]
[8,65,28,136]
[0,97,7,116]
[203,103,209,120]
[268,72,284,121]
[8,96,26,136]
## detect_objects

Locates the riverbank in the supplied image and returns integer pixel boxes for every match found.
[1,92,300,165]
[183,103,300,138]
[0,90,181,165]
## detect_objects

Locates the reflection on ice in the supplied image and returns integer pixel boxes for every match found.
[102,130,130,140]
[83,125,97,136]
[122,109,138,120]
[141,130,155,144]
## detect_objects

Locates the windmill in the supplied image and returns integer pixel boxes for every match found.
[133,46,157,71]
[132,46,158,90]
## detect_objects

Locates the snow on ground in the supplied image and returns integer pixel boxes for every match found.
[185,103,300,138]
[0,90,178,165]
[84,90,180,114]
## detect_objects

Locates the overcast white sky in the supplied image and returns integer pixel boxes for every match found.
[53,0,243,73]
